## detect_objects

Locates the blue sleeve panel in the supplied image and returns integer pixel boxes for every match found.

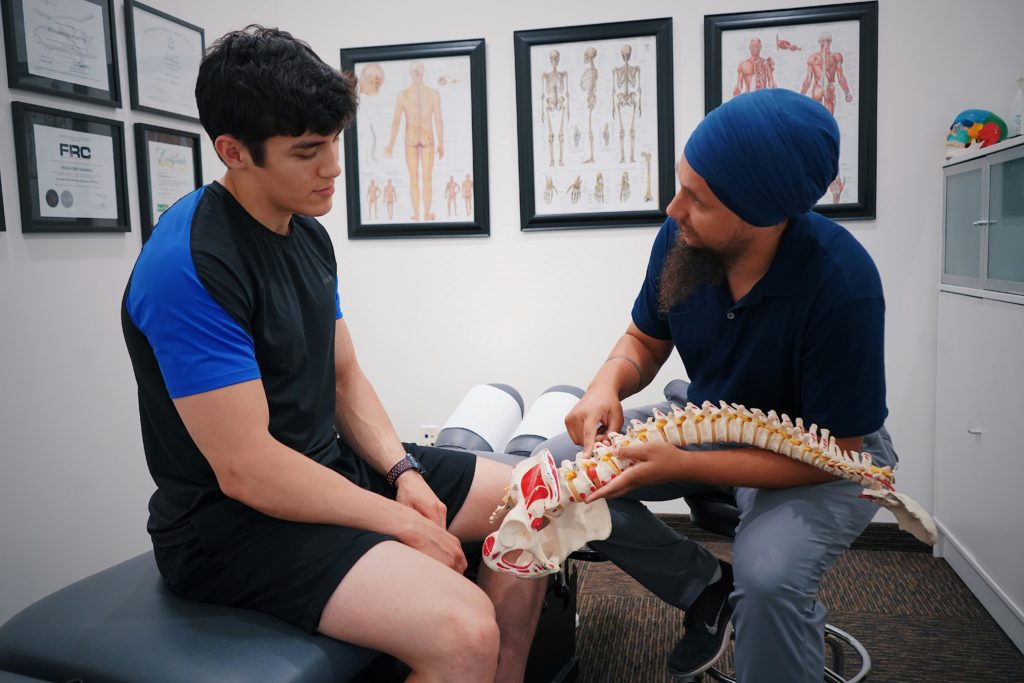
[125,187,261,399]
[335,278,342,319]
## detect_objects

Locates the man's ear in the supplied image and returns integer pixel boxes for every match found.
[214,134,251,170]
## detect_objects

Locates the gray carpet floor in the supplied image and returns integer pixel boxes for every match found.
[573,523,1024,683]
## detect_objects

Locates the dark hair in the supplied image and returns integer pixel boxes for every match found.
[196,25,356,165]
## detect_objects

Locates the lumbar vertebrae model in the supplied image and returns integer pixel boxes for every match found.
[483,401,938,577]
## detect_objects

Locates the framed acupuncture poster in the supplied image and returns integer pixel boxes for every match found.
[134,123,202,243]
[1,0,122,106]
[125,0,204,121]
[340,38,489,239]
[513,18,674,231]
[11,101,130,233]
[704,2,878,220]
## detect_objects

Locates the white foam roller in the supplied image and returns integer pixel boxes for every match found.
[439,384,524,452]
[503,385,583,455]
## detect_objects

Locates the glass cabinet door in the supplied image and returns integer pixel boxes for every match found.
[987,148,1024,294]
[943,167,983,283]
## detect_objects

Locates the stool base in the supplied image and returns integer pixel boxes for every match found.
[696,624,871,683]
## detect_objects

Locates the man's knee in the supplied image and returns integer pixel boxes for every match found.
[427,595,500,668]
[733,559,814,610]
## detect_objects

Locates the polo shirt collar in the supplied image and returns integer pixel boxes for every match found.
[732,213,812,308]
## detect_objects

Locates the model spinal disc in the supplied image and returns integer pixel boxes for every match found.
[483,401,938,577]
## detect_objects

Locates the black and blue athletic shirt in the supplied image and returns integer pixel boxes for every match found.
[122,182,343,546]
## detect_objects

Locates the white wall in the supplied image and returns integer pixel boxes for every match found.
[2,0,1022,624]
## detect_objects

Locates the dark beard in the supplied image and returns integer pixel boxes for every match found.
[657,240,727,315]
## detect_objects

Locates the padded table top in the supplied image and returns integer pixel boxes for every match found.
[0,552,381,683]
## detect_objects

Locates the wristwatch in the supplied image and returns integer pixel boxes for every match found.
[386,453,426,487]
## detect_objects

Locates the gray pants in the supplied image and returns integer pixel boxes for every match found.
[539,424,897,683]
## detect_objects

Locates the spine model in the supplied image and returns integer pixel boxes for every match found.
[487,400,937,566]
[562,400,894,503]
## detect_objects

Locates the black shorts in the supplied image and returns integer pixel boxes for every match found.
[153,441,477,633]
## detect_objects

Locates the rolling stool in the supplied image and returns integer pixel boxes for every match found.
[683,490,872,683]
[647,379,869,681]
[546,379,869,683]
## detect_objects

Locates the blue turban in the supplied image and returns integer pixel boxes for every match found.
[683,89,839,227]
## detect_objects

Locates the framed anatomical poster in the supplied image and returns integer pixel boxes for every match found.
[513,18,674,231]
[705,2,878,220]
[340,38,488,239]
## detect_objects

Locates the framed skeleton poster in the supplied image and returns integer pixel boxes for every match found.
[513,18,674,231]
[340,39,489,239]
[705,2,878,221]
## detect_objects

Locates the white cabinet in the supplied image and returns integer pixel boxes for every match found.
[936,138,1024,651]
[942,137,1024,295]
[935,293,1024,618]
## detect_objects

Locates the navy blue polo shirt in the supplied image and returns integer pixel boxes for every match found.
[632,213,887,438]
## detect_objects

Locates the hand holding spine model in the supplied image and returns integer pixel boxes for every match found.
[483,401,937,577]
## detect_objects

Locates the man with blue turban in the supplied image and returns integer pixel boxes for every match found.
[556,89,895,681]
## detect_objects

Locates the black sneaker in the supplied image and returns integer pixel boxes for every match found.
[667,559,735,680]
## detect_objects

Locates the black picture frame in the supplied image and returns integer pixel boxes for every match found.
[340,39,489,239]
[513,18,674,232]
[1,0,121,106]
[11,101,130,233]
[1,172,6,232]
[134,123,202,243]
[704,2,878,221]
[124,0,204,122]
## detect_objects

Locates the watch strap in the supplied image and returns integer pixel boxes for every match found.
[386,454,423,487]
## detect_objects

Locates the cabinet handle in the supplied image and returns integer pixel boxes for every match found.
[966,428,984,435]
[971,220,990,226]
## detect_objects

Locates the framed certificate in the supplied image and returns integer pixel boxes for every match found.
[2,0,121,106]
[125,0,204,121]
[11,101,130,233]
[134,123,202,243]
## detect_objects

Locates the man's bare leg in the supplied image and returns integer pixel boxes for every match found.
[405,145,421,220]
[319,542,499,682]
[449,457,547,683]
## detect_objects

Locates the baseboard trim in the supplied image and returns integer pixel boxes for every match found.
[935,520,1024,654]
[655,514,933,553]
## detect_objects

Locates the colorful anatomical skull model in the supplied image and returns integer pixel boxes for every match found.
[945,109,1007,158]
[484,401,939,578]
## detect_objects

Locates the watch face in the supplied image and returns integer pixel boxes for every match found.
[406,454,424,472]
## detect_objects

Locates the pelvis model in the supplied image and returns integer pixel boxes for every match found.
[483,401,937,577]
